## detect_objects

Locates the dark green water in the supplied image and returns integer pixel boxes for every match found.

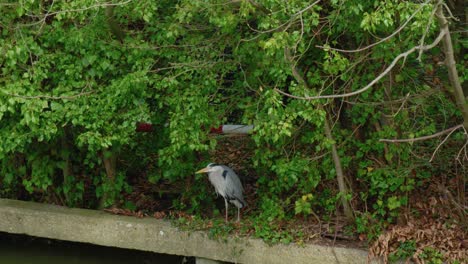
[0,232,192,264]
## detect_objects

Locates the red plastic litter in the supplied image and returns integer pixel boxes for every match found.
[209,126,223,134]
[136,122,154,132]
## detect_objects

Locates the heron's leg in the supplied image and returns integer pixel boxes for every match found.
[237,207,240,222]
[224,198,229,222]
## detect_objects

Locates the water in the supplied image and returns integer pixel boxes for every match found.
[0,232,192,264]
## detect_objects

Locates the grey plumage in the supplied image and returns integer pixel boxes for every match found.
[195,163,246,222]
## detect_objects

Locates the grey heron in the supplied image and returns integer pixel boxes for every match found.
[195,163,246,222]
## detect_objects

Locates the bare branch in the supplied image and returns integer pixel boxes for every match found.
[18,0,133,27]
[50,0,133,15]
[294,0,321,17]
[344,89,438,106]
[430,124,464,162]
[274,29,447,100]
[245,0,270,15]
[149,60,223,73]
[441,2,459,21]
[456,137,468,164]
[379,124,463,143]
[390,93,410,117]
[0,2,18,6]
[244,0,320,34]
[1,89,94,100]
[316,0,432,53]
[418,1,438,60]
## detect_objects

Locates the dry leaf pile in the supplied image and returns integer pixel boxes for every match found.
[369,196,467,263]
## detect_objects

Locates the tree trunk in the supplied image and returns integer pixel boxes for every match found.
[105,6,125,42]
[322,114,354,220]
[284,47,354,221]
[436,6,468,130]
[99,149,117,209]
[61,131,73,205]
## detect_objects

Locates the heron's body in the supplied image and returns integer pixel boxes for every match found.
[196,163,246,222]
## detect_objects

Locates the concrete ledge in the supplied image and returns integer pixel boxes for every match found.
[0,199,374,263]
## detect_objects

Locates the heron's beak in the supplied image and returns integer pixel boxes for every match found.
[195,168,210,174]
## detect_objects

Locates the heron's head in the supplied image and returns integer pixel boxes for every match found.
[195,163,219,174]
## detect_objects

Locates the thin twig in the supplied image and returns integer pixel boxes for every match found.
[418,1,438,61]
[379,124,463,143]
[391,93,410,117]
[344,89,438,106]
[18,0,133,27]
[429,125,462,162]
[244,0,320,34]
[442,2,459,21]
[316,0,432,53]
[1,88,94,100]
[36,0,55,36]
[456,138,468,164]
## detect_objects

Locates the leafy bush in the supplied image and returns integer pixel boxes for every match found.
[0,1,465,251]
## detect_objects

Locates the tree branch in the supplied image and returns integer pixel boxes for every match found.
[379,124,463,143]
[274,29,447,100]
[1,89,94,100]
[456,138,468,163]
[429,124,463,162]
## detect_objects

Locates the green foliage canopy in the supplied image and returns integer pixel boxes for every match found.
[0,0,465,243]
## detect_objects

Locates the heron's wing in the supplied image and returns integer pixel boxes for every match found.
[221,166,246,207]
